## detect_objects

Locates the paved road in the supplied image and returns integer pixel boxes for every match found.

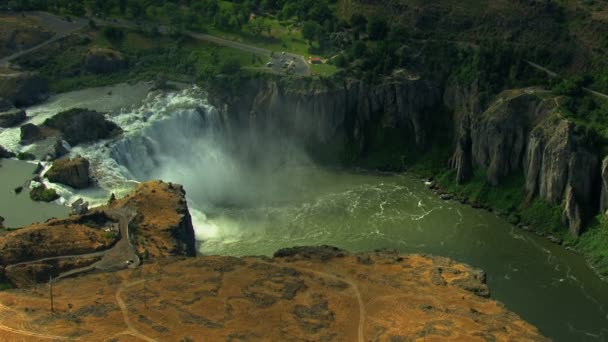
[526,60,608,100]
[7,207,140,283]
[92,17,311,76]
[0,12,87,67]
[1,11,311,75]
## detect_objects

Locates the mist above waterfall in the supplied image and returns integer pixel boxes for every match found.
[101,86,313,210]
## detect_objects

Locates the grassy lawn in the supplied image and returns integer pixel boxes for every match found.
[205,19,313,57]
[311,63,339,76]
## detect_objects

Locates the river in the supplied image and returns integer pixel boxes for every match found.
[1,85,607,341]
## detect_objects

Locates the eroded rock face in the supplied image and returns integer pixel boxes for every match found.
[45,157,91,189]
[233,80,603,235]
[0,108,26,128]
[84,47,127,74]
[225,77,443,162]
[42,108,122,145]
[0,249,548,341]
[0,70,48,106]
[110,180,196,258]
[0,213,117,266]
[600,157,608,216]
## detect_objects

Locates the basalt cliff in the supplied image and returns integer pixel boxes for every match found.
[220,77,604,239]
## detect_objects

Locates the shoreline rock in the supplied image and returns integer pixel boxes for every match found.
[45,157,91,189]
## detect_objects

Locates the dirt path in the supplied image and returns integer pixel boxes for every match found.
[291,265,365,342]
[115,279,157,342]
[0,12,87,67]
[525,60,608,100]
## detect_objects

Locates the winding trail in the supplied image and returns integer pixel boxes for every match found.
[525,60,608,100]
[115,280,158,342]
[291,265,365,342]
[1,11,311,76]
[0,12,87,67]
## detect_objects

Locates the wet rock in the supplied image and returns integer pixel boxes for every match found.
[20,123,48,144]
[0,108,26,127]
[45,157,91,189]
[0,145,15,158]
[439,193,453,200]
[42,108,122,146]
[84,47,127,74]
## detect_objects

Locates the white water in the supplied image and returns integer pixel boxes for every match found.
[0,86,234,238]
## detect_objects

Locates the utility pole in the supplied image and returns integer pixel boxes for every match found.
[49,274,54,316]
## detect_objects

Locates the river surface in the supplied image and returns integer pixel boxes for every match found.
[1,85,607,341]
[197,167,608,341]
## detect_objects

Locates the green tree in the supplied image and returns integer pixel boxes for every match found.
[220,59,241,74]
[302,20,321,46]
[367,16,388,40]
[350,13,367,32]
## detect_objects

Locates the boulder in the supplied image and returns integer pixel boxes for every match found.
[20,123,44,144]
[0,97,13,111]
[84,47,127,74]
[42,108,122,145]
[0,145,15,158]
[45,157,91,189]
[0,108,26,127]
[0,70,48,106]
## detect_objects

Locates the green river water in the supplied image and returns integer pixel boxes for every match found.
[197,167,608,341]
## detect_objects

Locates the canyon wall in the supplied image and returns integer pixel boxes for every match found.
[222,76,604,236]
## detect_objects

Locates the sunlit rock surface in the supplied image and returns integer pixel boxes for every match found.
[0,246,547,341]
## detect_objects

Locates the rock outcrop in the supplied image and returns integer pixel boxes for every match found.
[0,248,547,341]
[110,181,196,258]
[41,108,122,145]
[45,157,92,189]
[0,108,26,127]
[0,70,48,106]
[84,47,127,74]
[0,145,14,158]
[0,212,117,266]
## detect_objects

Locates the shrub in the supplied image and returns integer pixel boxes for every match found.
[17,152,35,161]
[30,186,60,202]
[103,27,125,43]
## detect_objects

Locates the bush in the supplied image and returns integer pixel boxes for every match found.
[219,59,241,74]
[103,27,125,43]
[17,152,35,161]
[30,185,60,202]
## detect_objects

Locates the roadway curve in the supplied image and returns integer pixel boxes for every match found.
[0,12,87,67]
[0,11,311,76]
[5,207,140,284]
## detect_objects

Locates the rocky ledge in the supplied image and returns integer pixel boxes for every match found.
[0,181,196,288]
[0,246,547,341]
[21,108,122,146]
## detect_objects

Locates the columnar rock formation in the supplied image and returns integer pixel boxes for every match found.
[222,78,604,236]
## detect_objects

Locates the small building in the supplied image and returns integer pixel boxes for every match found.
[310,57,323,64]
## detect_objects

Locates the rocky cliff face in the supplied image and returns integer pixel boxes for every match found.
[110,181,196,258]
[223,78,604,236]
[223,77,444,161]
